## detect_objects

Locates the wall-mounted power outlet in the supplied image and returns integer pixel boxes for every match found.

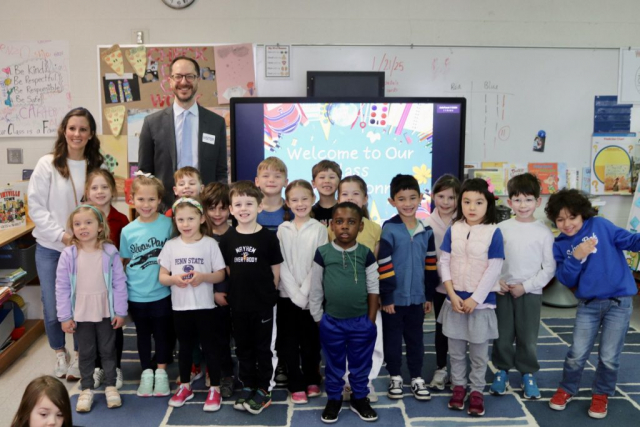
[132,29,149,44]
[7,148,23,164]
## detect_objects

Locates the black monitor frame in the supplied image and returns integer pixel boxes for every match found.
[307,71,385,97]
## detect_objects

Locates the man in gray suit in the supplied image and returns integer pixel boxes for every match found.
[138,56,227,208]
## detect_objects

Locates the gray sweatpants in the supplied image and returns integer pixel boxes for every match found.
[76,318,117,390]
[448,338,490,393]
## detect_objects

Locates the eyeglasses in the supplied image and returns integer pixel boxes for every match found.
[170,74,198,83]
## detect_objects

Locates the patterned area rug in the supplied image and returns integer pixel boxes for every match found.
[69,317,640,426]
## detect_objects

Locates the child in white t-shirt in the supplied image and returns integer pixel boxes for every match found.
[159,197,226,412]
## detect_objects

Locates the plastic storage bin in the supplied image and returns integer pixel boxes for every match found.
[0,236,36,283]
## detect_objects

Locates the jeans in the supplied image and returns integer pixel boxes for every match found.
[36,244,67,350]
[559,296,633,396]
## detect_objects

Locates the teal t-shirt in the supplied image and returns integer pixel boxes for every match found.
[120,214,172,303]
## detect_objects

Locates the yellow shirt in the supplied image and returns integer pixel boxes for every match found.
[328,217,381,255]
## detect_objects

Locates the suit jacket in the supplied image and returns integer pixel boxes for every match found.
[138,104,227,208]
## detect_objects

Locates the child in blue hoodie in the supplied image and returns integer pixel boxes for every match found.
[546,189,639,420]
[378,174,439,401]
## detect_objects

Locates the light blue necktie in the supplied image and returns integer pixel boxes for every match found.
[178,110,193,168]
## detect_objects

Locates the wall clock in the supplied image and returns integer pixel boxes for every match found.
[162,0,196,9]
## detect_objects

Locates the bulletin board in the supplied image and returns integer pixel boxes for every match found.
[97,44,219,136]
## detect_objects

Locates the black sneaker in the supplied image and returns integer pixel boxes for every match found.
[220,376,234,398]
[350,394,378,422]
[275,364,288,387]
[233,387,254,411]
[243,389,272,414]
[321,398,343,423]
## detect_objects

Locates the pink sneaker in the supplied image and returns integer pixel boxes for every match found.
[307,384,321,398]
[203,387,222,412]
[291,391,308,404]
[168,385,194,408]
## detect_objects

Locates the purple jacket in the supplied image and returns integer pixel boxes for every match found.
[55,243,128,322]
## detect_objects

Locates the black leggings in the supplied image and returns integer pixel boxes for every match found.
[433,292,449,369]
[128,296,173,371]
[174,309,221,386]
[96,327,123,369]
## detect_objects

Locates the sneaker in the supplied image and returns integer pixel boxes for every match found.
[275,364,288,387]
[115,367,123,390]
[291,391,308,404]
[321,398,343,423]
[342,385,352,401]
[521,373,541,399]
[388,375,404,399]
[429,367,449,390]
[549,387,573,411]
[54,350,70,378]
[203,387,222,412]
[367,382,378,402]
[168,384,194,407]
[243,389,272,414]
[350,395,378,422]
[66,357,81,381]
[76,389,93,413]
[411,377,431,401]
[153,369,170,397]
[220,376,234,398]
[191,364,203,383]
[137,369,154,397]
[105,386,122,409]
[448,385,467,410]
[588,394,608,419]
[489,370,508,395]
[307,384,321,398]
[467,391,485,416]
[234,387,255,411]
[93,368,105,389]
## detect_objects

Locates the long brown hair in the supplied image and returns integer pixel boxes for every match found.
[11,376,73,427]
[53,107,104,178]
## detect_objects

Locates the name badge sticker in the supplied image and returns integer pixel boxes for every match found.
[203,133,216,145]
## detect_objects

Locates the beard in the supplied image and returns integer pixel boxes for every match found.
[173,83,197,103]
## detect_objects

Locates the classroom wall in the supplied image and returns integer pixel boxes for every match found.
[2,0,640,224]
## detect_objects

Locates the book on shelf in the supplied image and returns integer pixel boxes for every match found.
[0,268,27,283]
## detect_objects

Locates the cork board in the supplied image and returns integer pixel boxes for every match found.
[97,44,219,135]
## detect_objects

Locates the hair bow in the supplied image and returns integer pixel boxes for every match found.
[134,170,154,178]
[483,177,496,195]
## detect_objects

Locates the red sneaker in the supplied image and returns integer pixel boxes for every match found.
[467,391,485,416]
[191,364,203,382]
[168,385,194,408]
[448,385,467,410]
[307,384,321,398]
[549,388,572,411]
[203,387,222,412]
[588,394,608,419]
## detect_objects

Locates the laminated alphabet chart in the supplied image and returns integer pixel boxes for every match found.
[0,40,71,137]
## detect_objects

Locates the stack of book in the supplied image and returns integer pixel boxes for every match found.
[0,268,27,293]
[0,286,12,306]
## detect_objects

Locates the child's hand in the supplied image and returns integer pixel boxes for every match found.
[369,314,377,324]
[214,292,228,306]
[424,301,432,313]
[187,271,205,287]
[449,294,465,313]
[462,297,478,314]
[509,283,526,299]
[498,279,510,295]
[173,273,190,288]
[111,316,125,329]
[382,304,395,314]
[62,320,76,334]
[573,238,597,260]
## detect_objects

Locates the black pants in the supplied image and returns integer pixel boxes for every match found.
[96,327,123,369]
[433,292,449,369]
[232,306,278,391]
[213,305,234,377]
[277,297,321,392]
[76,318,116,390]
[381,304,425,378]
[128,295,173,371]
[174,309,221,386]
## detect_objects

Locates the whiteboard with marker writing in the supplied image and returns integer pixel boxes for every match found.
[256,45,618,166]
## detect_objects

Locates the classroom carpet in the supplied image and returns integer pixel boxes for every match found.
[69,317,640,427]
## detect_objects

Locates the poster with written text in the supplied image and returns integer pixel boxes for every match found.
[0,40,71,137]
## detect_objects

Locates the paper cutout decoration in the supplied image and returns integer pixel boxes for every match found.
[101,44,124,76]
[104,105,126,135]
[125,46,147,77]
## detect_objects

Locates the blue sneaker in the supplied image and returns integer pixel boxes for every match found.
[489,370,508,395]
[521,374,541,399]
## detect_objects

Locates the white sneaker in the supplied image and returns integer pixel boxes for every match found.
[76,389,94,412]
[411,377,431,400]
[66,356,81,381]
[429,367,449,390]
[388,375,404,399]
[105,386,122,409]
[116,367,123,390]
[54,350,70,378]
[93,368,105,389]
